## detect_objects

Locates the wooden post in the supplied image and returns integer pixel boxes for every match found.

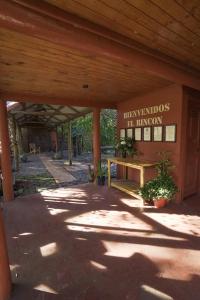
[93,108,101,178]
[56,126,59,153]
[0,100,14,201]
[0,209,11,300]
[140,167,144,188]
[55,130,58,153]
[108,159,111,187]
[50,130,58,153]
[10,115,19,171]
[60,125,64,158]
[68,121,72,166]
[16,124,23,155]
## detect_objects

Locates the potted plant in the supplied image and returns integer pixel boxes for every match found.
[97,161,107,186]
[115,137,137,158]
[151,175,178,208]
[138,179,156,205]
[138,151,178,208]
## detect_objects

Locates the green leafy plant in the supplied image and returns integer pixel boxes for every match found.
[139,175,178,201]
[97,161,107,185]
[97,161,107,177]
[138,179,157,202]
[138,151,178,204]
[115,137,137,158]
[155,151,174,177]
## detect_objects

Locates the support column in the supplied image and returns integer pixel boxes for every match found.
[60,125,64,158]
[93,108,101,177]
[0,100,14,201]
[0,209,11,300]
[51,129,58,153]
[68,121,72,166]
[10,115,19,171]
[16,123,23,155]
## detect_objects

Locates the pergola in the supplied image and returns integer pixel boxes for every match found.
[7,102,91,165]
[1,1,200,299]
[8,103,91,128]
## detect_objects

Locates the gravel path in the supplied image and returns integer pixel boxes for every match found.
[1,153,117,198]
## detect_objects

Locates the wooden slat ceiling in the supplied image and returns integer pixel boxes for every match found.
[8,102,91,127]
[0,27,172,104]
[45,0,200,72]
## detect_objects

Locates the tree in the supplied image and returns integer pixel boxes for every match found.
[72,109,117,152]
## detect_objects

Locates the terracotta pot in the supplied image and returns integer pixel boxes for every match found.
[153,198,167,208]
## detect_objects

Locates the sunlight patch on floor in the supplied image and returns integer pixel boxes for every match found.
[101,241,200,281]
[66,222,186,240]
[19,232,34,236]
[90,260,107,271]
[120,197,143,208]
[144,212,200,237]
[102,240,136,258]
[65,209,152,231]
[10,264,20,271]
[47,208,69,215]
[159,270,195,281]
[40,242,58,257]
[140,284,173,300]
[34,284,58,294]
[41,188,87,199]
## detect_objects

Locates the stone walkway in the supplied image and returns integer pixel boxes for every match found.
[4,184,200,300]
[14,154,92,196]
[14,153,116,196]
[40,155,76,184]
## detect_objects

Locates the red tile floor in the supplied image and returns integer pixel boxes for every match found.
[3,184,200,300]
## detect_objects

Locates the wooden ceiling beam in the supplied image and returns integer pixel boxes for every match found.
[0,0,200,91]
[9,110,77,117]
[2,92,116,109]
[68,106,79,113]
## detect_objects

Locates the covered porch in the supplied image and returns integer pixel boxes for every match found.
[0,1,200,299]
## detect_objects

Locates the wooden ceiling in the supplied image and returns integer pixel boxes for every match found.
[45,0,200,72]
[0,0,200,107]
[0,27,172,106]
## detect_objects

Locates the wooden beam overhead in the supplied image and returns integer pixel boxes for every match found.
[0,0,200,91]
[9,101,92,127]
[9,110,79,117]
[3,92,117,109]
[68,106,79,113]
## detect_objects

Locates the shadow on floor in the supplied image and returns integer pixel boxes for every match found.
[3,184,200,300]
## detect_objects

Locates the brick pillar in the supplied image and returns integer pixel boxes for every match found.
[0,100,14,201]
[93,108,101,177]
[0,209,11,300]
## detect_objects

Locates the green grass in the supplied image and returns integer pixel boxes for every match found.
[16,172,56,196]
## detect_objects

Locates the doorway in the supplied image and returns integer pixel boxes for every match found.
[184,99,200,198]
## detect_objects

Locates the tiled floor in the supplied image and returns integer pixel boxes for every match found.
[3,185,200,300]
